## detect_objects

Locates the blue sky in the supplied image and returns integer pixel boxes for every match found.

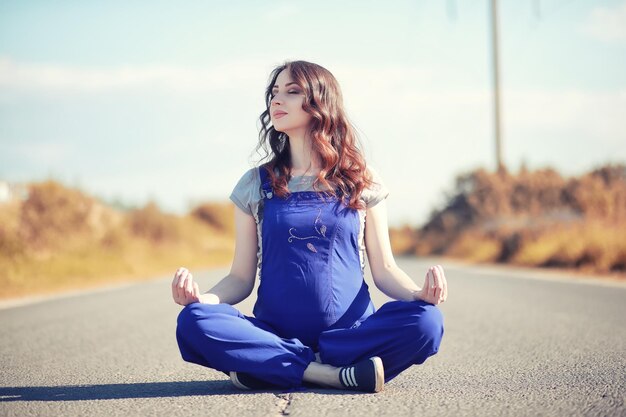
[1,0,625,226]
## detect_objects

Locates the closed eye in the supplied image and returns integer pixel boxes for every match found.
[271,90,300,98]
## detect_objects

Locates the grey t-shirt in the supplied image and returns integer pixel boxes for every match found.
[229,166,390,274]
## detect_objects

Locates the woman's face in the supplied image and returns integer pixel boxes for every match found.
[270,69,312,135]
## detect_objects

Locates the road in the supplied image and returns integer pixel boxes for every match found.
[1,257,625,416]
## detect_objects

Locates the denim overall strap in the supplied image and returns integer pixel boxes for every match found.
[259,166,273,200]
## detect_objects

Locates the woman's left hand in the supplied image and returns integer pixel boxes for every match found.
[414,265,448,305]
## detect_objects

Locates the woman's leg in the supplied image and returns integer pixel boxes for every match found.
[317,300,444,382]
[176,303,315,388]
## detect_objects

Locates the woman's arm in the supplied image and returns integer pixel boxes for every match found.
[172,206,258,306]
[364,199,447,304]
[201,205,258,304]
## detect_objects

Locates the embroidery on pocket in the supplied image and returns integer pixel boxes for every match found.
[287,208,327,252]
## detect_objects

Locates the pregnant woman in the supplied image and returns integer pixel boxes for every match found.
[172,60,447,393]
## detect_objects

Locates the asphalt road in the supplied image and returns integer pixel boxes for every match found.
[1,257,625,417]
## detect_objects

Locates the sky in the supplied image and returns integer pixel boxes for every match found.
[1,0,625,226]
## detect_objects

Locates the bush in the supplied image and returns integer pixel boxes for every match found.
[391,163,626,274]
[0,181,236,299]
[19,181,95,250]
[190,202,235,234]
[126,202,181,243]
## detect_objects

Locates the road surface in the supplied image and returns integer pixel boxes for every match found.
[1,257,624,416]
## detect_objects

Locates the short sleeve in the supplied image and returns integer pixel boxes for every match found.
[229,168,259,215]
[362,166,390,208]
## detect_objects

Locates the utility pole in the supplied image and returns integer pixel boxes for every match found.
[490,0,504,172]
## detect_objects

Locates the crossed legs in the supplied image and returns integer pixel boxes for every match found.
[176,300,443,389]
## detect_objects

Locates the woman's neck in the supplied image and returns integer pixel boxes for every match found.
[288,132,321,176]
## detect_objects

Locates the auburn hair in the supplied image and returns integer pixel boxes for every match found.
[255,60,373,210]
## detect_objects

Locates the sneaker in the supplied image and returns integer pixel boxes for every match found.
[230,371,276,390]
[338,356,384,393]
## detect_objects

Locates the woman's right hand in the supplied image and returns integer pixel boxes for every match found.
[171,267,201,306]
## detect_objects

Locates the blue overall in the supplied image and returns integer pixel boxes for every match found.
[176,167,444,388]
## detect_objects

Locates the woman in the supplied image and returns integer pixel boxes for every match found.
[172,60,447,393]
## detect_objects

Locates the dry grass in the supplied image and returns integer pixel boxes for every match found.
[391,163,626,277]
[0,181,235,299]
[510,221,626,273]
[446,231,502,263]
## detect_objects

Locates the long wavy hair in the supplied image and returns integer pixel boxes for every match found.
[255,60,373,210]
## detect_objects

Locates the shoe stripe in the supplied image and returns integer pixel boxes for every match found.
[347,368,354,387]
[340,368,347,387]
[342,368,349,387]
[341,367,354,387]
[349,367,357,387]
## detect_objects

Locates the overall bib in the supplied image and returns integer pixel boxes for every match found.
[253,166,375,349]
[176,167,444,388]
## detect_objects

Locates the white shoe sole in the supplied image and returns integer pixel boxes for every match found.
[371,357,385,393]
[230,371,250,390]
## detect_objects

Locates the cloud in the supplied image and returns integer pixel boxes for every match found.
[332,64,626,149]
[0,57,270,93]
[581,1,626,43]
[0,57,440,97]
[501,89,626,148]
[2,56,623,151]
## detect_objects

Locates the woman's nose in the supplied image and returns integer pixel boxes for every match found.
[271,92,285,104]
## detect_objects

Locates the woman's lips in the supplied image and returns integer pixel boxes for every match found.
[273,113,287,119]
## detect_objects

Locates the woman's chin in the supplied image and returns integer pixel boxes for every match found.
[273,125,291,134]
